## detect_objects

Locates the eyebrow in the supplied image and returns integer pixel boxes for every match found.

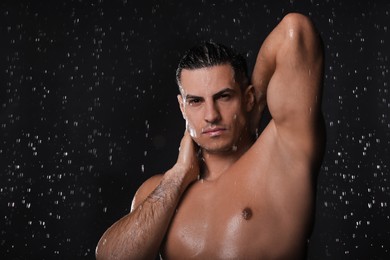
[213,88,236,98]
[185,94,202,100]
[185,87,236,100]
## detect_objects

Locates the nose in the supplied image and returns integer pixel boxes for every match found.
[204,100,221,123]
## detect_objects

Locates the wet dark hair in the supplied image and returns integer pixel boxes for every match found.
[176,41,249,90]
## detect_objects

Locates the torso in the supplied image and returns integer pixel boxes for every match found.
[162,123,316,259]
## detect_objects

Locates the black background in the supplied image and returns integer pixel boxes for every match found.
[1,0,389,259]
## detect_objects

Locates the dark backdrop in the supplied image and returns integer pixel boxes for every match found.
[1,0,389,259]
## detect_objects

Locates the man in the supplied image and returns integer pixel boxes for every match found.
[96,12,325,259]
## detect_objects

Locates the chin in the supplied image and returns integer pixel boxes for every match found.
[201,142,238,154]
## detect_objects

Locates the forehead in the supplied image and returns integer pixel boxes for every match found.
[179,64,238,95]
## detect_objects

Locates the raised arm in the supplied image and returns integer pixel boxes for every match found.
[252,13,324,162]
[96,132,199,259]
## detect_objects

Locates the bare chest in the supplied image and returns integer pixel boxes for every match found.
[161,179,302,259]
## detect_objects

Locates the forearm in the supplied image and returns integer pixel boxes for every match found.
[249,17,280,133]
[96,168,189,260]
[251,32,277,100]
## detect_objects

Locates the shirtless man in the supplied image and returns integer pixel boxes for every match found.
[96,13,325,259]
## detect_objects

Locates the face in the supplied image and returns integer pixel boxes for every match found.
[177,64,254,154]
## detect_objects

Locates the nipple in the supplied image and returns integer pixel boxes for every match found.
[242,207,253,220]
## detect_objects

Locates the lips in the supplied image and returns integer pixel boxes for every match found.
[201,126,227,136]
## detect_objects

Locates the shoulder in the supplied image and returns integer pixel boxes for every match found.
[130,174,164,212]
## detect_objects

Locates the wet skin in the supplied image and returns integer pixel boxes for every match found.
[95,13,325,260]
[177,65,254,167]
[162,65,315,259]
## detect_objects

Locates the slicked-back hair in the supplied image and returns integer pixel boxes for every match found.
[176,42,249,91]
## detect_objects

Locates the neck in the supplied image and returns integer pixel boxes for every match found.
[199,135,254,181]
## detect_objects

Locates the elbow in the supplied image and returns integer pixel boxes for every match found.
[280,13,324,63]
[281,13,321,47]
[282,13,315,37]
[95,243,107,260]
[95,238,114,260]
[95,238,149,260]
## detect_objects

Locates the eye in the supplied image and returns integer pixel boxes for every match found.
[218,93,232,101]
[187,98,202,106]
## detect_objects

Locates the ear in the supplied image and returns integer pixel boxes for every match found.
[177,94,186,119]
[244,85,256,112]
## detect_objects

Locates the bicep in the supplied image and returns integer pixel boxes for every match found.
[267,63,323,129]
[266,63,324,164]
[266,15,324,153]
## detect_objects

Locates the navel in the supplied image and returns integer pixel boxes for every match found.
[242,207,253,220]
